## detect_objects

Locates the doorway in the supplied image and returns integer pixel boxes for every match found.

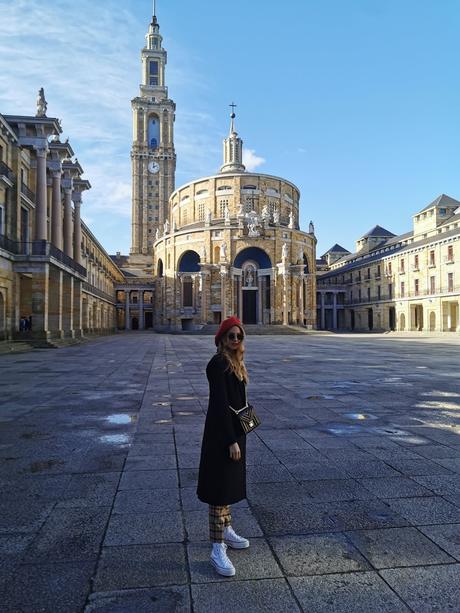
[243,290,257,324]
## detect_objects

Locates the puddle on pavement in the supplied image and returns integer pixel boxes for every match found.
[343,413,378,421]
[306,395,335,400]
[327,424,368,435]
[153,402,171,407]
[154,419,172,424]
[175,411,195,416]
[99,434,131,445]
[175,396,196,400]
[105,414,137,425]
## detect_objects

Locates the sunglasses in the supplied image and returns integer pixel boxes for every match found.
[228,332,244,342]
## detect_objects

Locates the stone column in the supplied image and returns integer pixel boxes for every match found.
[72,192,82,264]
[257,275,263,324]
[283,274,289,326]
[50,169,63,250]
[31,265,50,340]
[125,290,131,330]
[320,292,326,329]
[139,289,144,330]
[34,145,49,241]
[63,188,73,258]
[73,279,82,337]
[299,275,305,326]
[220,269,227,320]
[332,292,338,329]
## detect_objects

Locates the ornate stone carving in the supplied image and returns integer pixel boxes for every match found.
[220,242,227,261]
[289,211,294,229]
[36,88,47,117]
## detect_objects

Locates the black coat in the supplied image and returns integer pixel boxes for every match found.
[197,353,247,506]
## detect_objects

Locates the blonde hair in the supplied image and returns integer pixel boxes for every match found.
[218,331,249,384]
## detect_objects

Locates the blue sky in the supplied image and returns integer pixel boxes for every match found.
[1,0,459,256]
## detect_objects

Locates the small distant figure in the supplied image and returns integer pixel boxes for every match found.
[27,315,32,331]
[19,316,26,332]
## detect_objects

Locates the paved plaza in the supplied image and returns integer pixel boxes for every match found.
[0,332,460,612]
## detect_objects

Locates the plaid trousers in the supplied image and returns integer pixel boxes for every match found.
[209,505,232,542]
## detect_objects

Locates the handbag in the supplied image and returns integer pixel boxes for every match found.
[229,385,261,434]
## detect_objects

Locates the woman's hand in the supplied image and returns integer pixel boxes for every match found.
[229,442,241,461]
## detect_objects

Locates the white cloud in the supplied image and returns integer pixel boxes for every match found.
[243,148,266,171]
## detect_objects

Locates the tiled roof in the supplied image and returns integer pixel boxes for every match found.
[360,225,396,239]
[323,243,350,255]
[417,194,460,214]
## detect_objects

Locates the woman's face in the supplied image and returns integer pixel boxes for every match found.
[225,325,244,351]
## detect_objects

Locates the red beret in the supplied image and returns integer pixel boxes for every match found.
[215,316,244,346]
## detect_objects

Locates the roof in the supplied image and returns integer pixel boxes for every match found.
[320,225,459,279]
[360,225,396,239]
[323,243,350,255]
[417,194,460,214]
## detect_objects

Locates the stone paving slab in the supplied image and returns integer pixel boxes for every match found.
[1,332,460,611]
[288,572,410,612]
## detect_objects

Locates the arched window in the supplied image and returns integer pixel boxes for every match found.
[148,116,160,150]
[182,276,193,307]
[178,250,201,272]
[157,259,164,278]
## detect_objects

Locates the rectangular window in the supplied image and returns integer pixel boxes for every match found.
[414,279,419,296]
[400,258,405,273]
[388,262,392,275]
[447,245,454,262]
[150,77,158,86]
[149,60,159,75]
[358,289,362,301]
[448,272,454,292]
[198,201,205,221]
[377,285,381,300]
[357,270,361,281]
[219,199,228,218]
[388,283,393,299]
[367,288,371,301]
[367,268,371,279]
[429,250,435,266]
[400,281,405,297]
[0,205,4,235]
[430,276,435,294]
[414,254,419,270]
[182,209,188,225]
[376,265,381,278]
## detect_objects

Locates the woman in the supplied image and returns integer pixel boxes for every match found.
[197,316,250,577]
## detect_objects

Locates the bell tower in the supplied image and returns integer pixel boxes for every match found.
[130,7,176,257]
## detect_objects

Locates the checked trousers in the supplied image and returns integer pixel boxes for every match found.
[208,505,231,542]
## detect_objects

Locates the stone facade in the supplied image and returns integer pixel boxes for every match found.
[0,103,124,345]
[317,194,460,333]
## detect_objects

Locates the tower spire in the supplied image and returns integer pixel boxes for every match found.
[220,104,245,174]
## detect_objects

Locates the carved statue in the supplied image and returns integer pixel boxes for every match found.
[36,88,47,117]
[273,207,280,224]
[245,265,255,287]
[247,210,261,237]
[220,242,227,260]
[224,204,230,222]
[164,219,170,234]
[288,211,294,229]
[172,219,177,232]
[309,220,315,234]
[237,203,244,216]
[298,247,304,264]
[206,209,212,224]
[155,228,159,241]
[261,204,270,222]
[282,242,289,260]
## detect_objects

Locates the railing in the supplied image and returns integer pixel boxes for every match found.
[0,236,87,276]
[20,182,35,202]
[345,285,460,305]
[0,161,15,183]
[82,282,116,303]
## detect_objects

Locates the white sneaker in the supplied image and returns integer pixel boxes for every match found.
[224,525,250,549]
[211,543,236,576]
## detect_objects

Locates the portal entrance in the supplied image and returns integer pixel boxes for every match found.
[243,290,257,324]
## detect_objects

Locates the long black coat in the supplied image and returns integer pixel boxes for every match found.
[197,353,247,506]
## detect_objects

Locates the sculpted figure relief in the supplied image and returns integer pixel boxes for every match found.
[220,242,227,260]
[282,242,289,260]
